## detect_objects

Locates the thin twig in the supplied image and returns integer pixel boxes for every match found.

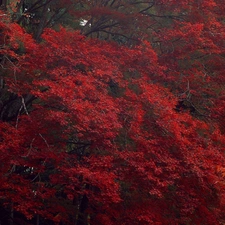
[21,96,29,115]
[15,105,23,129]
[39,133,50,148]
[22,137,36,158]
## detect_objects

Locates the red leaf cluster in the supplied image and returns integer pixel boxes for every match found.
[0,0,225,223]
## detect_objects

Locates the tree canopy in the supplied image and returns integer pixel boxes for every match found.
[0,0,225,224]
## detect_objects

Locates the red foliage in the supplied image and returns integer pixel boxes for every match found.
[0,0,225,224]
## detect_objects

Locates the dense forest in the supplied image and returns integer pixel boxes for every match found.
[0,0,225,224]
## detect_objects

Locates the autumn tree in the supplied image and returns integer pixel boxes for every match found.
[0,0,225,225]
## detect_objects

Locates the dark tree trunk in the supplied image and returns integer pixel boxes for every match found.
[0,0,7,10]
[76,195,89,225]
